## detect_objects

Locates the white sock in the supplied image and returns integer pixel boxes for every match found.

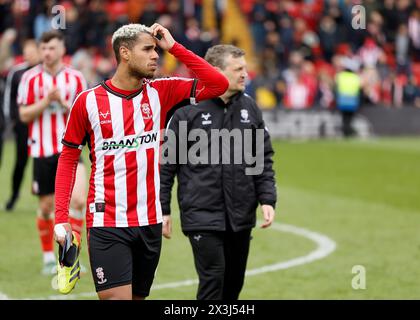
[43,251,55,264]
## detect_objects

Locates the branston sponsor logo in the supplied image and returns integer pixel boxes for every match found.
[101,132,158,150]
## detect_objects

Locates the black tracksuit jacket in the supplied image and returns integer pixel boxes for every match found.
[160,92,277,233]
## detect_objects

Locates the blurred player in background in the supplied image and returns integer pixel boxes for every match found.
[0,30,18,170]
[54,23,228,299]
[3,39,40,211]
[17,31,87,275]
[0,84,3,168]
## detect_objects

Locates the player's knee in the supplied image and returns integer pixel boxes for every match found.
[98,288,132,300]
[38,198,54,218]
[37,207,53,219]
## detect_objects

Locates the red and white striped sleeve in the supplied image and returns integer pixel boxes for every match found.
[150,77,195,112]
[17,70,35,106]
[150,42,228,113]
[55,90,89,225]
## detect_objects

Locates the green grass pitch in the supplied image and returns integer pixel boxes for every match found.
[0,137,419,299]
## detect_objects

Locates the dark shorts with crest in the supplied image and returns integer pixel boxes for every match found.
[87,224,162,296]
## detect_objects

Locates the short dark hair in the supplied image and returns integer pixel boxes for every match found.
[112,36,139,64]
[39,30,64,43]
[204,45,245,69]
[23,39,38,49]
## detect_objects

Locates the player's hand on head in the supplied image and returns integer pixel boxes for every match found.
[260,205,275,228]
[54,222,72,247]
[149,23,175,51]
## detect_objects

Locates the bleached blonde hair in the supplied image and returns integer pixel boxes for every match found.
[111,24,151,64]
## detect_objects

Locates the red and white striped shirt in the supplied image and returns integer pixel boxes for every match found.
[63,79,196,227]
[17,64,87,158]
[56,42,229,228]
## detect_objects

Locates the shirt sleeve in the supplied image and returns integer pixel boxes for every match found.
[2,67,15,119]
[55,144,81,224]
[17,71,35,106]
[62,91,89,149]
[151,77,196,113]
[150,42,228,113]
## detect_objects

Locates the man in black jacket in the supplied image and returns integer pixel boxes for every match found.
[160,44,277,300]
[3,40,40,211]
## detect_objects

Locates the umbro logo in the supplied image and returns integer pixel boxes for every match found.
[193,234,202,242]
[99,111,110,119]
[196,85,206,97]
[99,111,112,124]
[201,113,212,125]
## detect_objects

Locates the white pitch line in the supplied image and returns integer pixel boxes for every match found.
[245,223,337,276]
[11,222,336,300]
[0,293,10,300]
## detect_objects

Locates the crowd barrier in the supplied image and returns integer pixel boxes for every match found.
[262,106,420,139]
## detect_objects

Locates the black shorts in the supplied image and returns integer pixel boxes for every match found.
[87,224,162,296]
[32,154,59,196]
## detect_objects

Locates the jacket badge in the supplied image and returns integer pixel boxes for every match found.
[201,112,212,125]
[240,109,250,123]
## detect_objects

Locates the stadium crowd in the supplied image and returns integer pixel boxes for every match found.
[244,0,420,109]
[0,0,420,113]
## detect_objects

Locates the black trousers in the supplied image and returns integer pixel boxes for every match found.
[0,130,3,168]
[341,110,356,137]
[187,228,252,300]
[9,122,28,200]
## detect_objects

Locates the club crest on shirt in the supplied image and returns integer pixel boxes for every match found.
[95,267,107,285]
[141,103,152,120]
[240,109,250,123]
